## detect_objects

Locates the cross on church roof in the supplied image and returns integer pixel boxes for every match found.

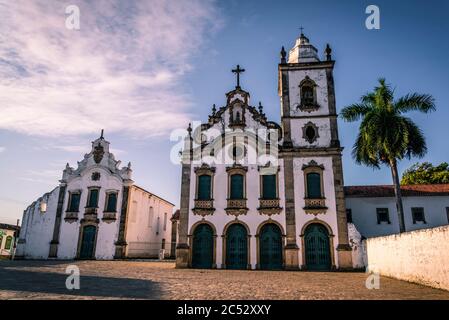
[231,64,245,88]
[299,26,304,35]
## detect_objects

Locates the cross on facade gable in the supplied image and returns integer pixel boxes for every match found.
[232,65,245,88]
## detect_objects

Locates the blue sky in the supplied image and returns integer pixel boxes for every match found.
[0,0,448,224]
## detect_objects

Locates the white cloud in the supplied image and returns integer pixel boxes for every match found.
[0,0,222,138]
[0,147,5,153]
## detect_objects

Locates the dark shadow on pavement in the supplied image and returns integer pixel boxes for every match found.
[0,267,162,299]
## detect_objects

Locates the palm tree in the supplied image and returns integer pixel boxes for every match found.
[341,78,435,233]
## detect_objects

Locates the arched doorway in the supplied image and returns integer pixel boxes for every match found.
[304,223,331,270]
[226,223,248,269]
[259,223,283,270]
[79,225,97,259]
[191,224,214,268]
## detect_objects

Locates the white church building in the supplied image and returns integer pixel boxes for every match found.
[16,133,175,260]
[175,32,353,271]
[174,32,449,271]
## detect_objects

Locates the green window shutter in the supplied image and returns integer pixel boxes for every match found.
[198,175,211,200]
[106,193,117,212]
[5,236,12,250]
[262,175,277,199]
[69,193,81,212]
[88,189,99,208]
[307,173,321,198]
[230,174,244,199]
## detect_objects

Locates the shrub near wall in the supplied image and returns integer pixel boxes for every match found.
[367,225,449,291]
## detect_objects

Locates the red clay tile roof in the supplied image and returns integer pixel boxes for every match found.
[344,184,449,198]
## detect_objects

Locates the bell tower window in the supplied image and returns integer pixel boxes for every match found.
[299,76,319,112]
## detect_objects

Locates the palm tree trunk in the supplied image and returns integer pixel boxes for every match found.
[390,159,406,233]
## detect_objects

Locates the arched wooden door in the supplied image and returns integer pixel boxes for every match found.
[304,223,331,270]
[259,224,283,270]
[226,224,248,269]
[191,224,214,269]
[79,225,97,259]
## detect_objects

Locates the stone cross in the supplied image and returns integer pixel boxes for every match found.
[232,65,245,88]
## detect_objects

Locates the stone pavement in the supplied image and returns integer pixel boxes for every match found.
[0,260,448,300]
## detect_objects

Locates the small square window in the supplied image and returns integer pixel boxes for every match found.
[376,208,390,224]
[412,207,426,224]
[346,208,353,223]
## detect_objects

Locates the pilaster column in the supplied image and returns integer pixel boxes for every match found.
[48,183,67,258]
[114,184,131,259]
[175,163,192,268]
[332,154,353,269]
[283,155,299,269]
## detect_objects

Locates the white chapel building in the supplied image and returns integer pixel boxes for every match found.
[16,133,175,260]
[175,32,353,270]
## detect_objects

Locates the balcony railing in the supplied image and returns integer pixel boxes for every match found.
[257,198,282,216]
[225,199,248,217]
[192,199,215,217]
[303,198,327,215]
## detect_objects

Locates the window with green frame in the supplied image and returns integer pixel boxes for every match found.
[230,174,244,199]
[197,175,212,200]
[306,172,321,199]
[5,236,13,250]
[262,174,277,199]
[68,192,81,212]
[105,192,117,212]
[87,189,99,208]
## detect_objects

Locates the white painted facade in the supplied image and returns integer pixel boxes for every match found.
[16,134,174,260]
[0,224,19,257]
[176,32,353,270]
[346,193,449,238]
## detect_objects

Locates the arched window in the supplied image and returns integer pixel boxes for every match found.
[302,85,314,105]
[262,174,277,199]
[306,172,322,199]
[230,174,244,199]
[299,76,318,111]
[197,175,212,200]
[5,236,13,250]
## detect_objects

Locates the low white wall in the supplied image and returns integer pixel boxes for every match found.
[367,225,449,291]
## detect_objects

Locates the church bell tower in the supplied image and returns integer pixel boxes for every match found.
[278,31,353,269]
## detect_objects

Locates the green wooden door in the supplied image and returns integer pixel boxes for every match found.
[226,224,248,269]
[191,224,214,268]
[79,225,96,259]
[259,224,283,270]
[304,224,331,270]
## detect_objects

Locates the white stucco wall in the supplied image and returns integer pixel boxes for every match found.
[367,225,449,291]
[293,156,340,267]
[346,196,449,238]
[126,186,174,258]
[58,166,123,259]
[188,159,286,269]
[16,187,59,259]
[288,69,329,116]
